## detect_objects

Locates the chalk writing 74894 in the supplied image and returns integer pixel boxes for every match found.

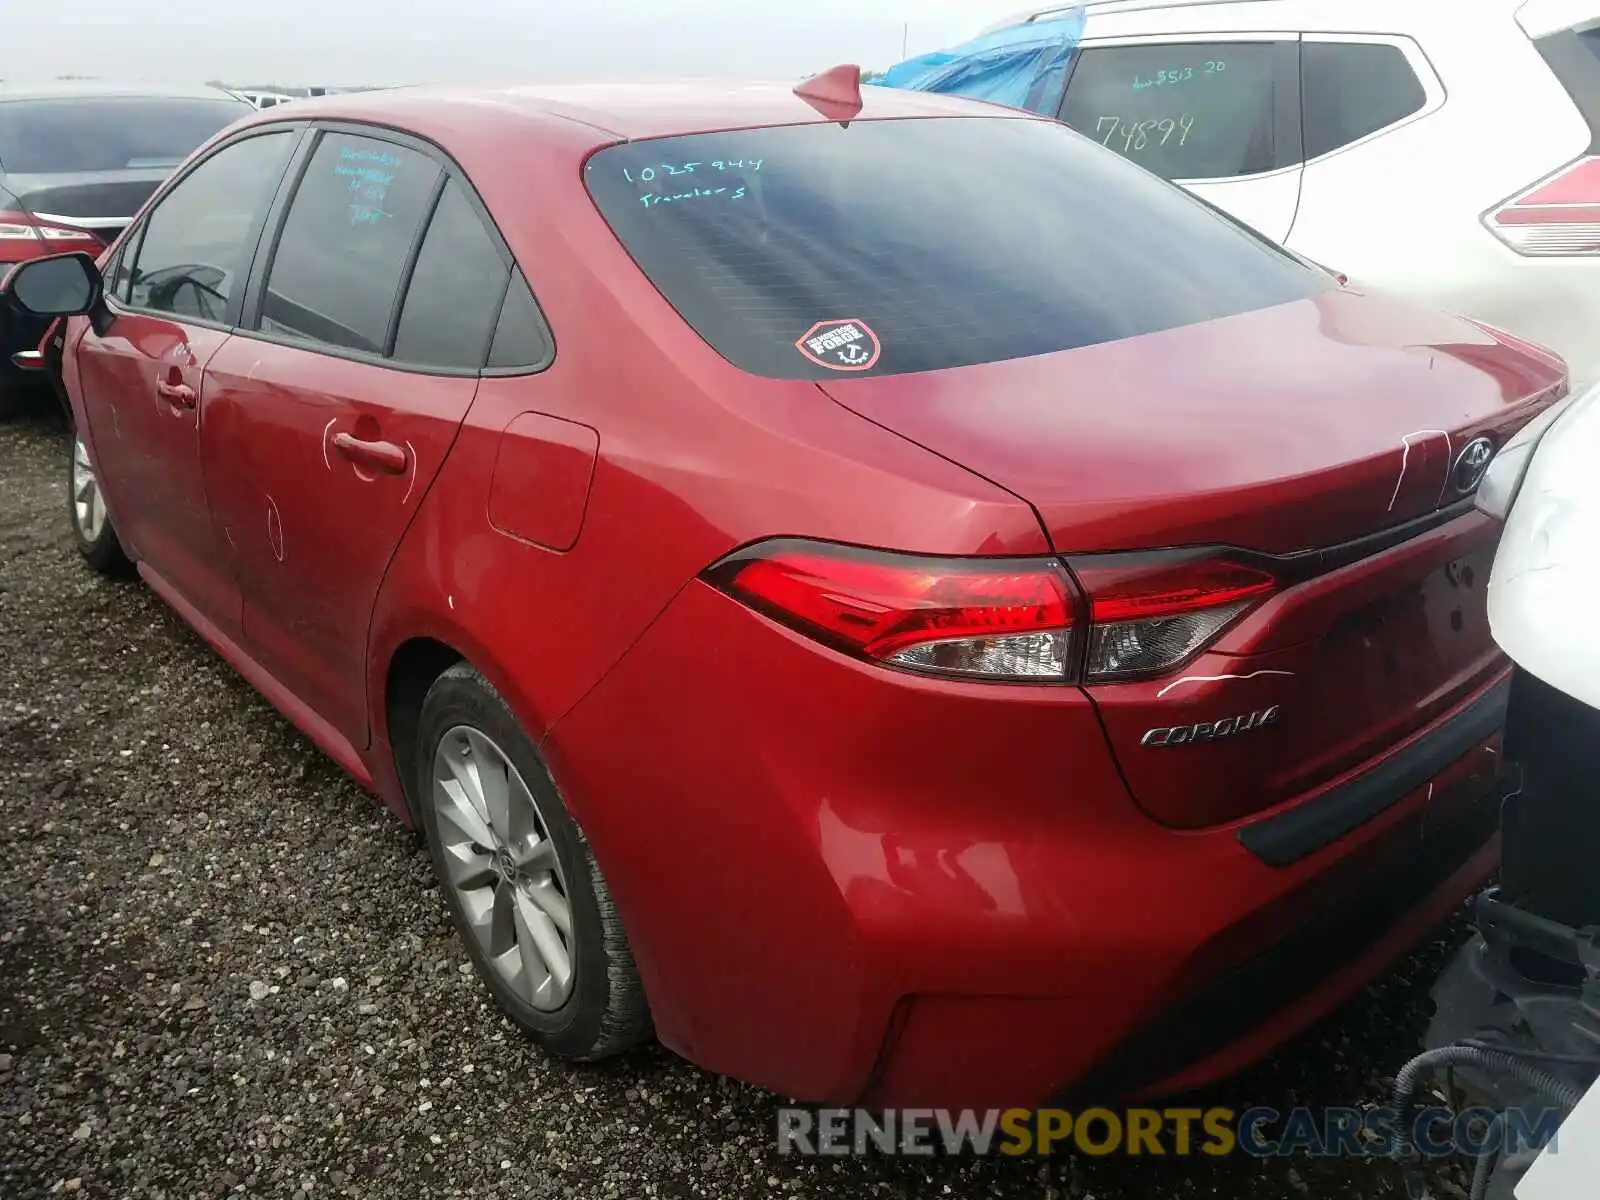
[1094,113,1195,153]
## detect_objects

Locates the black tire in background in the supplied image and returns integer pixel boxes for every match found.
[415,662,652,1061]
[0,379,29,419]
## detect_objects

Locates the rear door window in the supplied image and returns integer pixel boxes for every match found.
[123,130,296,322]
[1058,42,1290,180]
[486,272,553,371]
[391,179,509,370]
[258,131,441,355]
[584,117,1323,380]
[1301,42,1427,159]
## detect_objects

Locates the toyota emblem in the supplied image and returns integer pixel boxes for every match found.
[1451,436,1496,494]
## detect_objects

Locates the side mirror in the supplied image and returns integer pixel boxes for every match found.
[1,252,103,317]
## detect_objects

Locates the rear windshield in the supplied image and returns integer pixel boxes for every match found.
[0,97,249,174]
[584,116,1324,380]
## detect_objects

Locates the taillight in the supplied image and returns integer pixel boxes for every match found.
[705,539,1076,681]
[0,210,100,252]
[1067,552,1277,682]
[704,539,1279,685]
[1484,157,1600,256]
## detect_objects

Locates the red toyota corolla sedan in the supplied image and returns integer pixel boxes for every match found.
[1,71,1565,1108]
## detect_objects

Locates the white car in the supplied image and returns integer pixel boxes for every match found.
[1442,377,1600,1200]
[231,90,297,110]
[982,0,1600,386]
[1483,381,1600,713]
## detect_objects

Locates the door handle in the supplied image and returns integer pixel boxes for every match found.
[332,431,408,475]
[155,379,197,410]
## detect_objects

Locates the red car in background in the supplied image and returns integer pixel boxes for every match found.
[0,82,251,413]
[0,72,1566,1107]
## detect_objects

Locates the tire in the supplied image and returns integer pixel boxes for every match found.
[415,662,651,1060]
[0,378,26,419]
[67,429,132,575]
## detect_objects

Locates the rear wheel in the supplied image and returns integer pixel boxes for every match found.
[415,663,651,1059]
[69,432,131,574]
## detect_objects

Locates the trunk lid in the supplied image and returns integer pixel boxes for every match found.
[815,290,1564,556]
[818,290,1565,827]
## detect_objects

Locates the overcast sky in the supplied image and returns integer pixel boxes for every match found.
[9,0,1032,88]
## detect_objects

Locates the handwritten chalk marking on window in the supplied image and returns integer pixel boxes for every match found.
[1133,62,1223,89]
[638,186,745,209]
[628,159,762,184]
[334,166,395,185]
[338,146,405,169]
[1134,66,1202,89]
[1094,113,1194,151]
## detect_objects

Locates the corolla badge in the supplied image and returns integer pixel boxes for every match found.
[1452,437,1496,494]
[1142,706,1281,748]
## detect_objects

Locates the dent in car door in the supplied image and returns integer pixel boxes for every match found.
[201,130,510,750]
[1058,36,1305,243]
[73,128,299,639]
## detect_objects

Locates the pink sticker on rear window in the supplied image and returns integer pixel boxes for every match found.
[795,319,881,372]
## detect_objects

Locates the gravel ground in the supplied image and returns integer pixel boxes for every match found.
[0,404,1476,1199]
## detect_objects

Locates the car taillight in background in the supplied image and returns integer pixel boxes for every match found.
[704,539,1278,684]
[1484,158,1600,256]
[0,210,102,258]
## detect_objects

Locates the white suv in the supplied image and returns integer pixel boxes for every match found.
[981,0,1600,384]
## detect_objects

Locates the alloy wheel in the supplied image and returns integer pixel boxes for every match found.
[72,434,106,544]
[430,726,576,1010]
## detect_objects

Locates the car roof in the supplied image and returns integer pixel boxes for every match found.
[247,77,1026,144]
[984,0,1519,35]
[0,81,249,104]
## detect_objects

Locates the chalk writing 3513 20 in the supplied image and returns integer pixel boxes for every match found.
[1131,59,1225,90]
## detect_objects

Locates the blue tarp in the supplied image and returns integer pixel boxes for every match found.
[876,11,1088,115]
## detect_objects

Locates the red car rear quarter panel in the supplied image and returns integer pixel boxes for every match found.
[366,357,1048,751]
[365,121,1047,801]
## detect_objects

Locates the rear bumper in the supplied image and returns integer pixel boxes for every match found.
[547,581,1505,1108]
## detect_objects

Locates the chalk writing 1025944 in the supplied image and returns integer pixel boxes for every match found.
[623,158,763,184]
[1094,113,1194,153]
